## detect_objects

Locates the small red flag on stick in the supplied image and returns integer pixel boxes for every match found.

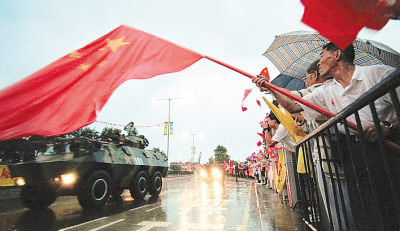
[256,99,261,107]
[241,88,252,111]
[259,67,270,81]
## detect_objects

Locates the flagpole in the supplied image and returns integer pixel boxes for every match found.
[203,55,336,119]
[203,55,400,152]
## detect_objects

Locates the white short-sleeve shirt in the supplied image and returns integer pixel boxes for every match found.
[272,124,297,149]
[301,65,396,127]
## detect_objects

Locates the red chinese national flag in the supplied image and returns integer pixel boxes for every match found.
[0,25,202,140]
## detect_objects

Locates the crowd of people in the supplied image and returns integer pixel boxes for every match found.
[231,41,399,230]
[228,160,269,184]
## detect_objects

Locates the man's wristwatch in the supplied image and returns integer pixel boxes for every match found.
[381,121,395,135]
[381,121,393,129]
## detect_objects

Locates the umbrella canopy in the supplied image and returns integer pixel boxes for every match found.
[263,31,400,79]
[271,74,305,91]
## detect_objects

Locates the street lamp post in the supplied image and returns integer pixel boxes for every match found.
[192,133,196,164]
[157,97,182,160]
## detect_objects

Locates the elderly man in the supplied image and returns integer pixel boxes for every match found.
[254,42,399,230]
[255,42,398,139]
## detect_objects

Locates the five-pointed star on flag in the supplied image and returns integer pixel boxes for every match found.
[79,63,92,71]
[69,51,82,58]
[104,36,130,52]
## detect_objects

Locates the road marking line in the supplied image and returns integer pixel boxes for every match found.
[129,204,152,211]
[254,183,264,231]
[145,205,164,212]
[59,217,107,231]
[185,223,224,230]
[240,185,252,231]
[136,221,171,231]
[89,218,124,231]
[0,208,27,216]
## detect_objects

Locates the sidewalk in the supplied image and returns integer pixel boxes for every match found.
[254,182,306,231]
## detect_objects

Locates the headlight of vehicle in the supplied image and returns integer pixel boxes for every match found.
[59,173,77,185]
[14,177,26,186]
[200,169,208,179]
[212,168,222,179]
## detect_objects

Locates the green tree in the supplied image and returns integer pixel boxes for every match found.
[100,127,114,140]
[214,145,230,163]
[69,127,99,139]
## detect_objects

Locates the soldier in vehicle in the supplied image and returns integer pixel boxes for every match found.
[124,122,138,137]
[123,122,137,146]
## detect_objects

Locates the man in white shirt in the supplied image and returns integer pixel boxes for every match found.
[255,43,398,141]
[254,42,399,230]
[264,112,296,150]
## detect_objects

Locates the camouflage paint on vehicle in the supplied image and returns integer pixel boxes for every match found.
[5,136,168,209]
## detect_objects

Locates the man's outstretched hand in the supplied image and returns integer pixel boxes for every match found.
[253,75,270,92]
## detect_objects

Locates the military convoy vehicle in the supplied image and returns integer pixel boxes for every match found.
[199,163,225,183]
[4,135,168,210]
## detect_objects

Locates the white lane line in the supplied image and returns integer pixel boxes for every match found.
[0,208,27,216]
[254,183,264,231]
[129,204,152,211]
[59,217,107,231]
[240,185,252,231]
[89,218,124,231]
[145,205,164,212]
[136,221,171,231]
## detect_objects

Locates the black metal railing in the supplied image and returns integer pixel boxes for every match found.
[296,69,400,231]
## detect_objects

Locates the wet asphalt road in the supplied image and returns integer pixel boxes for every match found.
[0,175,305,231]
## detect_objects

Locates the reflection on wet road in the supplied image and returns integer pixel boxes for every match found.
[0,176,305,230]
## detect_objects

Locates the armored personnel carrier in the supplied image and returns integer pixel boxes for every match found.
[4,135,168,210]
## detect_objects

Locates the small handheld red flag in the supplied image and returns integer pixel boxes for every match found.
[256,99,261,107]
[257,132,265,140]
[241,88,252,112]
[259,67,270,81]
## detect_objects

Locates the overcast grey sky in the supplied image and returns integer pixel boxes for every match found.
[1,0,399,163]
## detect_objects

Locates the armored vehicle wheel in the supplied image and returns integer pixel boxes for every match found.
[129,171,148,200]
[77,170,111,209]
[149,171,162,196]
[20,185,57,209]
